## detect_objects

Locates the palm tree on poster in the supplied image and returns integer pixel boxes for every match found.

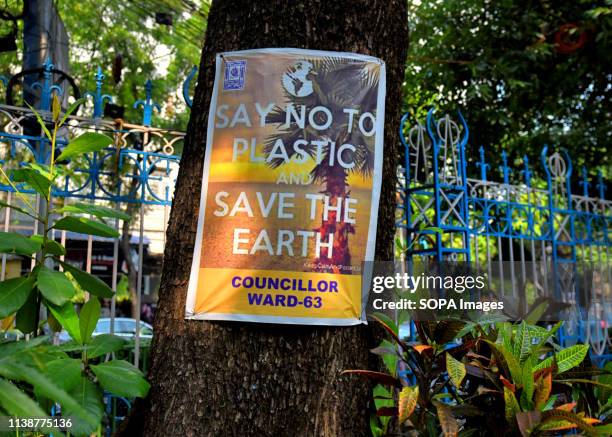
[265,58,380,273]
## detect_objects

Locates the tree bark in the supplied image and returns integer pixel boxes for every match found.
[125,1,408,436]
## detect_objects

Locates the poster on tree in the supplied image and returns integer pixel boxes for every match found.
[185,48,386,325]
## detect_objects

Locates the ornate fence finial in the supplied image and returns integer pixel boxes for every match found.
[183,65,197,109]
[520,155,532,187]
[596,170,607,200]
[499,150,512,184]
[85,67,113,119]
[134,79,161,127]
[32,57,62,111]
[579,166,590,197]
[476,146,489,182]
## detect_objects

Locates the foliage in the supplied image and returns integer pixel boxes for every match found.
[0,95,149,435]
[0,0,209,133]
[345,314,612,436]
[405,0,611,177]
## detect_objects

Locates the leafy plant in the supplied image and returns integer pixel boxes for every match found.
[344,315,612,436]
[0,95,148,434]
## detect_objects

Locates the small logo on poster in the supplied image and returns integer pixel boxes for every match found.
[223,60,246,91]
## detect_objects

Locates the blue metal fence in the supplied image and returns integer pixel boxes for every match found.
[1,60,611,368]
[397,109,611,365]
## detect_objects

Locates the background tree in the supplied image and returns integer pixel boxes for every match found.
[121,0,408,435]
[0,0,208,132]
[404,0,611,180]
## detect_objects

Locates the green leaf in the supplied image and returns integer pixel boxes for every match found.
[487,340,522,384]
[47,301,81,343]
[11,168,51,198]
[60,261,114,298]
[37,267,76,306]
[59,97,86,127]
[54,216,119,238]
[533,344,590,374]
[0,361,98,429]
[596,362,612,405]
[0,378,48,418]
[91,359,150,398]
[0,336,49,360]
[0,231,41,255]
[29,234,66,256]
[79,298,100,345]
[52,94,61,121]
[43,358,82,392]
[446,353,466,388]
[56,132,113,161]
[59,202,130,221]
[504,386,521,422]
[88,334,126,358]
[25,102,52,139]
[372,312,398,335]
[398,385,419,423]
[525,301,549,325]
[0,198,38,220]
[15,288,38,334]
[0,276,35,318]
[514,321,532,364]
[63,376,104,436]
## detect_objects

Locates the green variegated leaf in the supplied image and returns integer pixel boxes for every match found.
[487,340,522,384]
[446,353,466,389]
[514,321,532,364]
[435,401,458,437]
[504,386,520,422]
[398,385,419,424]
[532,344,590,374]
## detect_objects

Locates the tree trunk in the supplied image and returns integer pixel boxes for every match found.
[125,1,408,436]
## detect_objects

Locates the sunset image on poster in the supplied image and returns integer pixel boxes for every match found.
[186,48,386,325]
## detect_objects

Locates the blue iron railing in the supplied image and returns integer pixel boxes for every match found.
[398,109,611,365]
[0,59,185,206]
[1,60,610,369]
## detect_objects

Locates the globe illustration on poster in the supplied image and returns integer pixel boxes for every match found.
[281,60,314,97]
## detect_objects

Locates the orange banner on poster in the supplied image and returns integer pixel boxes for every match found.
[185,48,386,325]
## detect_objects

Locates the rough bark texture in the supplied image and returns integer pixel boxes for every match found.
[128,1,408,436]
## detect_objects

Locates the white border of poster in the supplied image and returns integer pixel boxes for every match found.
[185,48,386,325]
